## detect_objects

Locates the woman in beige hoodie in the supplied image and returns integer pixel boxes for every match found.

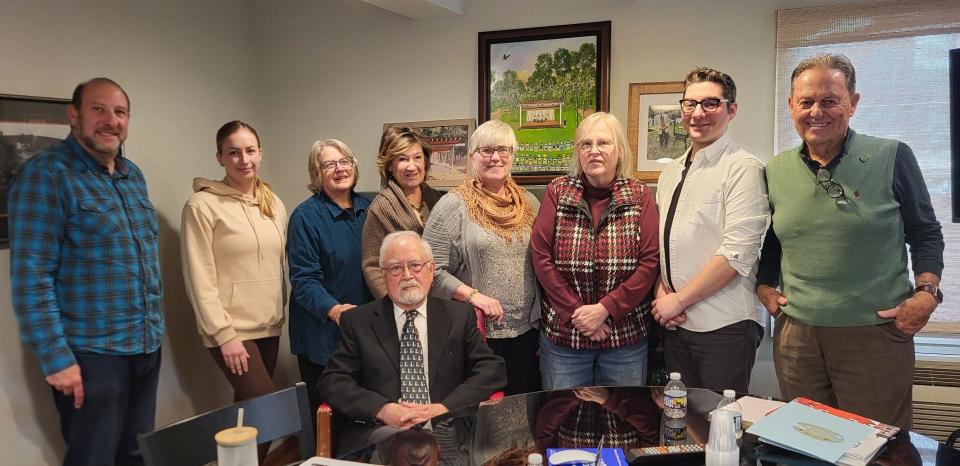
[181,121,287,410]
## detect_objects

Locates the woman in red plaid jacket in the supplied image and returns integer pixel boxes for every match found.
[531,112,660,389]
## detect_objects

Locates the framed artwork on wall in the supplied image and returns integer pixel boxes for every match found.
[627,81,688,183]
[382,118,476,188]
[0,94,70,249]
[478,21,611,185]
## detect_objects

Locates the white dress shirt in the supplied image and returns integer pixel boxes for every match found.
[393,301,430,399]
[656,133,770,332]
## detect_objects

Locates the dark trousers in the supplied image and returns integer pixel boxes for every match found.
[486,328,541,396]
[209,337,279,460]
[664,320,763,393]
[53,350,161,466]
[208,337,279,402]
[299,355,352,456]
[297,355,325,418]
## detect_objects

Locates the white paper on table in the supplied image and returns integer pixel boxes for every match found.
[837,433,888,466]
[734,396,786,424]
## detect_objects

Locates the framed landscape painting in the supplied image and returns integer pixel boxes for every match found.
[382,118,476,188]
[627,81,687,183]
[0,94,70,248]
[479,21,610,184]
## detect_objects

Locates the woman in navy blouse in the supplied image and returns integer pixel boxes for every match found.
[287,138,372,417]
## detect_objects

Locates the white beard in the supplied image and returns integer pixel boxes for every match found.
[395,278,426,306]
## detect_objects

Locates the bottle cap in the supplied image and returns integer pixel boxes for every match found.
[527,452,543,464]
[669,372,681,380]
[723,389,736,398]
[215,426,258,447]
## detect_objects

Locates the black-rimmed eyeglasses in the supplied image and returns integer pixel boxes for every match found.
[679,98,732,114]
[815,168,849,205]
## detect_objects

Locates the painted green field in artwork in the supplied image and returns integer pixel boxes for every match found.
[494,107,589,172]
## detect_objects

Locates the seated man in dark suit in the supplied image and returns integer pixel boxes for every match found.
[319,230,506,453]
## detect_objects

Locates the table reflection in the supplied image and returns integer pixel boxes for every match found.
[336,386,956,466]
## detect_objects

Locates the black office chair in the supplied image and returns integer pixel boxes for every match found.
[138,382,314,466]
[947,427,960,449]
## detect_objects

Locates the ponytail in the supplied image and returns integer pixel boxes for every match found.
[254,178,277,220]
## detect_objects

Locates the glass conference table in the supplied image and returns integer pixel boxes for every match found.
[321,386,958,466]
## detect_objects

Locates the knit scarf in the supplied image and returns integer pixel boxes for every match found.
[377,179,442,232]
[454,176,534,242]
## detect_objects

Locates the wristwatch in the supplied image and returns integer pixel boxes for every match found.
[914,281,943,303]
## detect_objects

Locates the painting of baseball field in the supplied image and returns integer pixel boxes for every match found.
[489,36,598,174]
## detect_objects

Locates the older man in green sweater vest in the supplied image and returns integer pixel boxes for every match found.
[757,54,944,430]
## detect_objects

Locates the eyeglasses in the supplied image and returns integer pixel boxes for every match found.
[679,98,732,114]
[382,260,432,277]
[320,158,355,171]
[477,146,514,158]
[815,168,849,205]
[577,139,614,153]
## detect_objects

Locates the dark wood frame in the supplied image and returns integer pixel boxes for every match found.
[0,93,71,249]
[478,21,611,185]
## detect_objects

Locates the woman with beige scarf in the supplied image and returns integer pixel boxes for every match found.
[422,119,540,395]
[361,126,444,298]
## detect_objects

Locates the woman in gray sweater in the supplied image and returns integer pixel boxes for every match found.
[422,119,540,395]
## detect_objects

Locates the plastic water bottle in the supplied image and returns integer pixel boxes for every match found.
[526,453,543,466]
[662,415,688,446]
[663,372,687,418]
[716,389,743,440]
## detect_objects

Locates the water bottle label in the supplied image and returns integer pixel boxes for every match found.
[665,394,687,409]
[733,414,741,432]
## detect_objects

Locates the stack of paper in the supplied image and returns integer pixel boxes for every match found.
[746,398,899,466]
[732,396,786,428]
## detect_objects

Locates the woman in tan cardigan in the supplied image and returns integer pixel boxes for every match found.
[361,126,444,298]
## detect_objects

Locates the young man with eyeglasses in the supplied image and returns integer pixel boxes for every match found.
[757,54,944,430]
[319,231,505,454]
[653,67,770,394]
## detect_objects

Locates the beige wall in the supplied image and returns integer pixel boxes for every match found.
[1,0,868,463]
[0,1,274,463]
[254,0,845,199]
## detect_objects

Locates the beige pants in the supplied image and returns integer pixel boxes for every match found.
[773,313,914,430]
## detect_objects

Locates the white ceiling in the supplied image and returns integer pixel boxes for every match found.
[357,0,465,20]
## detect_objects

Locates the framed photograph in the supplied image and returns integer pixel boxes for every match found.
[0,94,70,249]
[627,81,688,183]
[479,21,610,185]
[382,118,476,188]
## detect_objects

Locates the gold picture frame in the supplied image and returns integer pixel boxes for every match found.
[627,81,687,183]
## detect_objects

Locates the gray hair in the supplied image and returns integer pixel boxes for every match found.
[378,231,434,267]
[569,112,632,178]
[306,138,360,193]
[790,53,856,96]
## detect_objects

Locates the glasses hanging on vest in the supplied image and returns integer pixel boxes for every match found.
[815,168,850,206]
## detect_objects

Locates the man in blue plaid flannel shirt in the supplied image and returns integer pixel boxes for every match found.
[8,77,163,466]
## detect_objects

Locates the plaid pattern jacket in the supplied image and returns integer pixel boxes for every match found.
[8,135,163,376]
[541,175,652,349]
